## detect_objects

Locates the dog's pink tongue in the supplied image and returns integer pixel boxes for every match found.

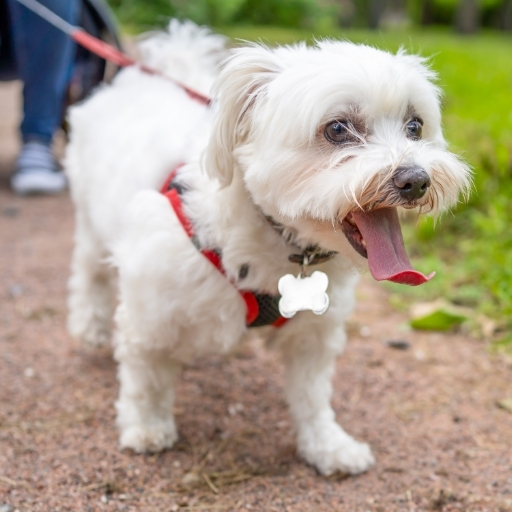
[352,208,435,286]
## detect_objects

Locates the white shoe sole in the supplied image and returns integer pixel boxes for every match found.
[11,170,67,195]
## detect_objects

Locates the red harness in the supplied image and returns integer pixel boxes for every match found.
[160,166,288,328]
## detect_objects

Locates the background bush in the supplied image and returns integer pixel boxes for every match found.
[107,0,340,29]
[107,0,512,31]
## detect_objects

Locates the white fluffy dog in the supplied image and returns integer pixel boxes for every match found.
[66,21,470,476]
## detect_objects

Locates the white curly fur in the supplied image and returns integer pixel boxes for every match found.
[65,21,470,475]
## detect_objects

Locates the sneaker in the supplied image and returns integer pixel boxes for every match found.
[11,141,67,195]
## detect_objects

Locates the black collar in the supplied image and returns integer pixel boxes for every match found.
[264,215,338,266]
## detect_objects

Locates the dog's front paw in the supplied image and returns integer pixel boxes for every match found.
[298,422,375,476]
[120,422,178,453]
[311,438,375,476]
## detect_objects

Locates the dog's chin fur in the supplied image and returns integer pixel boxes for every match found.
[65,20,470,475]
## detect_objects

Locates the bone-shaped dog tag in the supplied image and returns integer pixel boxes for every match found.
[278,270,330,318]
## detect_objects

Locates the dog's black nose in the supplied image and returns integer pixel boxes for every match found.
[393,165,431,201]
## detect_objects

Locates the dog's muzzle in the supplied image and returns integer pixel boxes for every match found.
[393,165,431,201]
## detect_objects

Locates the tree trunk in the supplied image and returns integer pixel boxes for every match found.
[368,0,386,29]
[421,0,435,25]
[338,0,357,27]
[455,0,480,33]
[502,0,512,30]
[387,0,406,10]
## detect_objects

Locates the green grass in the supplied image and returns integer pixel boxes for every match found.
[112,16,512,337]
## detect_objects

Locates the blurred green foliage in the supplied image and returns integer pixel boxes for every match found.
[107,0,340,30]
[419,0,504,24]
[107,0,511,31]
[105,2,512,334]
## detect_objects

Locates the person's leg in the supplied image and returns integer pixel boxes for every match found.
[8,0,79,143]
[7,0,80,194]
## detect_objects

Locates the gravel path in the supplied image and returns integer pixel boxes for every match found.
[1,80,511,512]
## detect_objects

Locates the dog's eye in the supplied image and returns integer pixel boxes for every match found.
[324,121,351,144]
[406,119,423,140]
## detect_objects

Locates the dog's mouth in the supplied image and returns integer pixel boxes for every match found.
[340,208,435,286]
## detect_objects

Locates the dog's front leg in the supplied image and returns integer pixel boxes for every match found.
[280,321,375,476]
[114,329,179,453]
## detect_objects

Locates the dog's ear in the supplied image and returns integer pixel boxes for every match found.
[204,45,283,187]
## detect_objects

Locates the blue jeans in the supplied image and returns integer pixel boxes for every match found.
[7,0,79,144]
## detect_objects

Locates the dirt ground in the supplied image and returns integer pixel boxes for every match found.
[1,80,511,512]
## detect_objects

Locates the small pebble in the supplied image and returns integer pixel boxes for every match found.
[24,367,35,378]
[359,325,371,337]
[414,349,426,361]
[8,284,23,298]
[497,398,512,413]
[3,206,19,218]
[228,403,243,416]
[386,340,410,350]
[0,504,14,512]
[181,472,199,485]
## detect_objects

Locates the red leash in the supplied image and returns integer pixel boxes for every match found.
[14,0,212,107]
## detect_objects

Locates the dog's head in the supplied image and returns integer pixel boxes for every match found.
[204,41,471,285]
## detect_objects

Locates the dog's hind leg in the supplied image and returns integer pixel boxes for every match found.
[67,211,116,346]
[114,315,179,453]
[280,322,375,476]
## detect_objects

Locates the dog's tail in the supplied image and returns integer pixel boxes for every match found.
[137,20,228,96]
